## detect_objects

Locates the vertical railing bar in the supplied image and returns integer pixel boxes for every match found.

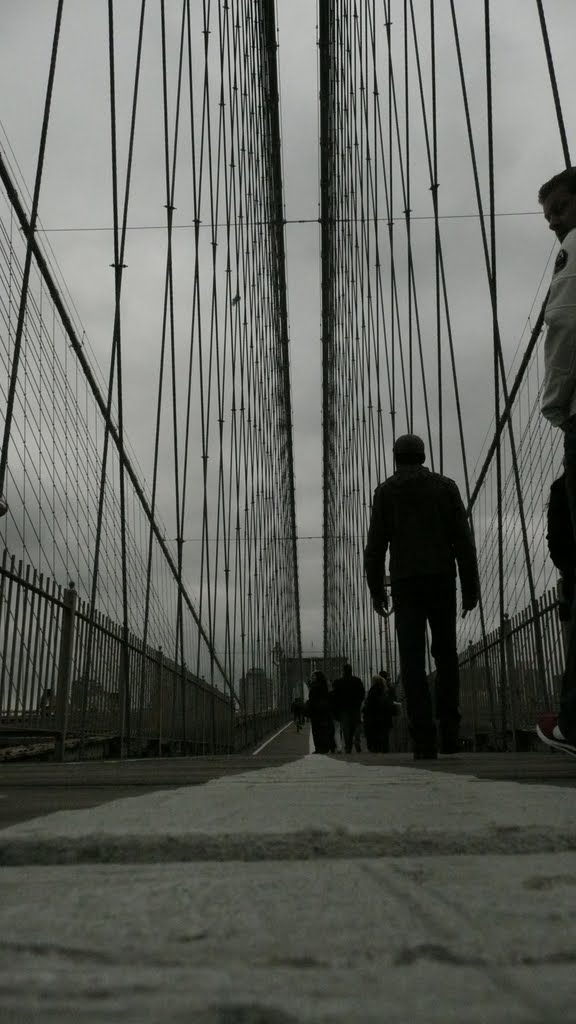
[36,572,51,723]
[8,560,24,718]
[0,554,16,716]
[92,609,102,736]
[29,570,44,727]
[52,582,63,702]
[538,593,553,708]
[73,604,87,735]
[21,564,37,721]
[43,578,57,718]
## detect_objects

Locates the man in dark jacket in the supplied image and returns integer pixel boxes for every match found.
[364,434,479,759]
[331,664,365,753]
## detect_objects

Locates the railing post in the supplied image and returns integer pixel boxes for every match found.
[468,641,478,752]
[54,582,77,761]
[180,660,188,752]
[210,684,217,754]
[157,647,163,757]
[503,613,519,752]
[229,695,236,753]
[530,594,550,708]
[119,635,131,759]
[558,578,571,659]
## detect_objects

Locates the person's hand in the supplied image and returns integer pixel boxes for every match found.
[462,593,478,618]
[372,593,389,617]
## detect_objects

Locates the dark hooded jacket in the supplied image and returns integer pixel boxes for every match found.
[364,465,479,602]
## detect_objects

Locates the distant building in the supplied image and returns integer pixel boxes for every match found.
[239,667,274,712]
[284,655,346,699]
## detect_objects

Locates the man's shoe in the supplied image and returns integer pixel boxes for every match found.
[536,713,576,758]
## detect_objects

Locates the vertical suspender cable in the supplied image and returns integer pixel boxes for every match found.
[107,0,134,751]
[404,0,413,431]
[484,0,508,746]
[319,0,332,665]
[385,2,396,442]
[429,0,442,472]
[448,0,549,725]
[159,0,188,735]
[82,0,146,748]
[260,0,302,687]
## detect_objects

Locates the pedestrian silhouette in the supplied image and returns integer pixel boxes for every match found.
[305,671,336,754]
[363,674,396,753]
[331,663,365,753]
[364,433,479,759]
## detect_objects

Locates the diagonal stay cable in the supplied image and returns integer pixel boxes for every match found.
[0,0,64,498]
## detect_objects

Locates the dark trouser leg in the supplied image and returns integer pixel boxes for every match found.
[353,716,362,751]
[392,580,435,749]
[312,716,332,753]
[560,590,576,699]
[328,717,336,752]
[427,576,460,743]
[559,686,576,742]
[378,729,390,754]
[311,717,326,752]
[340,710,355,752]
[560,423,576,738]
[364,725,376,752]
[564,419,576,539]
[559,600,576,739]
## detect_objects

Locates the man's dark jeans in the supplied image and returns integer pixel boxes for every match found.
[340,709,362,752]
[560,420,576,739]
[391,573,460,748]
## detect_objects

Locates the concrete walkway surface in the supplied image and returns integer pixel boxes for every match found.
[0,728,575,1022]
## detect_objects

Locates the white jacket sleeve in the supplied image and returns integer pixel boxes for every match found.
[541,232,576,428]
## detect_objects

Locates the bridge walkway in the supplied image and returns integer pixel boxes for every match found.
[0,722,575,1021]
[0,720,575,830]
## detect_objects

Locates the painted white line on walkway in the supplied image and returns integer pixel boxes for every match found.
[251,720,293,756]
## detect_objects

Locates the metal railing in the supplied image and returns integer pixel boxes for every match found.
[457,582,565,750]
[385,582,566,754]
[0,550,286,759]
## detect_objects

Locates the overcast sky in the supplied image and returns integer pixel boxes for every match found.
[1,1,576,660]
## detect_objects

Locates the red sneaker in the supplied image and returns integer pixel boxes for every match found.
[536,713,576,758]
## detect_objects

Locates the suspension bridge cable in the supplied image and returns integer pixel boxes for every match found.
[535,0,571,169]
[82,0,146,724]
[0,0,64,498]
